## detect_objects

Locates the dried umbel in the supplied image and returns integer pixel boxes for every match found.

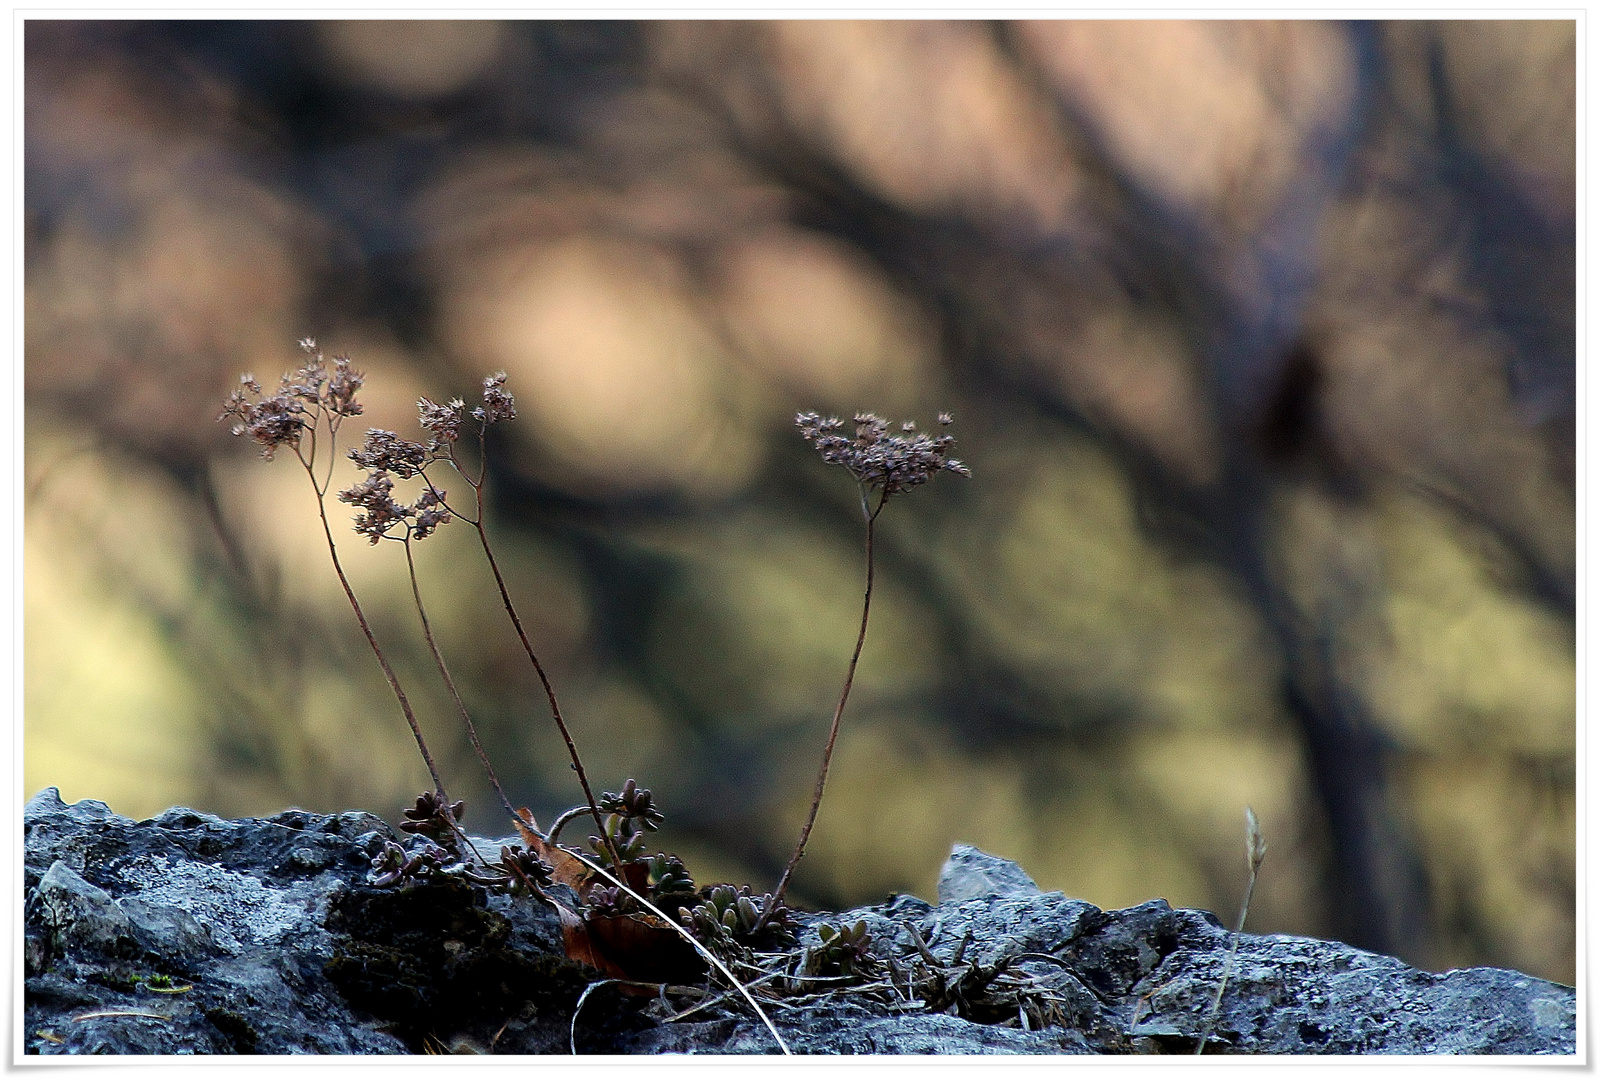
[408,372,513,450]
[219,344,364,460]
[337,468,454,544]
[795,411,969,501]
[347,428,431,477]
[766,410,970,923]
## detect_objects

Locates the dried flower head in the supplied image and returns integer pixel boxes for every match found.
[474,372,515,425]
[417,396,467,448]
[337,470,407,544]
[324,355,364,419]
[340,431,455,543]
[219,371,309,459]
[411,487,450,541]
[796,411,970,500]
[1246,806,1267,872]
[219,347,365,458]
[349,429,430,478]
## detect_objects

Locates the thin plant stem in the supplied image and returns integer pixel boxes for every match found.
[1193,870,1254,1054]
[471,512,620,867]
[295,432,446,801]
[428,434,620,868]
[768,485,887,914]
[545,805,590,844]
[401,535,518,824]
[1195,807,1267,1054]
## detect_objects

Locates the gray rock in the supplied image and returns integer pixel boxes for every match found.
[938,843,1043,903]
[117,896,224,958]
[33,861,137,954]
[22,789,1576,1056]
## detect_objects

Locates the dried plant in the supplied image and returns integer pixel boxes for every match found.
[1195,806,1268,1054]
[352,378,621,869]
[221,347,985,1057]
[340,426,514,826]
[219,341,449,803]
[767,413,970,918]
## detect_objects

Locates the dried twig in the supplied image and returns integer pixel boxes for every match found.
[1195,806,1268,1054]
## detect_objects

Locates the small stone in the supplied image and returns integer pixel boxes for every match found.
[937,844,1042,904]
[118,896,221,956]
[290,846,333,872]
[33,861,136,954]
[24,929,49,976]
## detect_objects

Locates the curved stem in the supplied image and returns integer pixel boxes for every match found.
[299,449,446,800]
[419,459,478,528]
[468,429,620,868]
[768,488,884,913]
[403,535,518,823]
[1195,856,1261,1054]
[546,804,592,844]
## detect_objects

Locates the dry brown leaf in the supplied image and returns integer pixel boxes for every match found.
[514,808,599,894]
[587,911,707,985]
[554,900,631,979]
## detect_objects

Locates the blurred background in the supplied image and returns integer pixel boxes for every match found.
[24,20,1574,985]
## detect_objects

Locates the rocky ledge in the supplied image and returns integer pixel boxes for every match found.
[22,788,1575,1056]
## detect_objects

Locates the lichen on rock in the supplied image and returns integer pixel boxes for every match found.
[21,788,1577,1056]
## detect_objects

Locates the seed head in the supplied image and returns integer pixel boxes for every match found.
[796,411,970,498]
[338,470,407,544]
[338,466,453,544]
[219,345,365,457]
[1246,806,1267,872]
[418,396,467,447]
[474,372,516,425]
[349,429,430,478]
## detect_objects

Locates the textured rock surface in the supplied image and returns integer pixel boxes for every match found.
[23,789,1576,1056]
